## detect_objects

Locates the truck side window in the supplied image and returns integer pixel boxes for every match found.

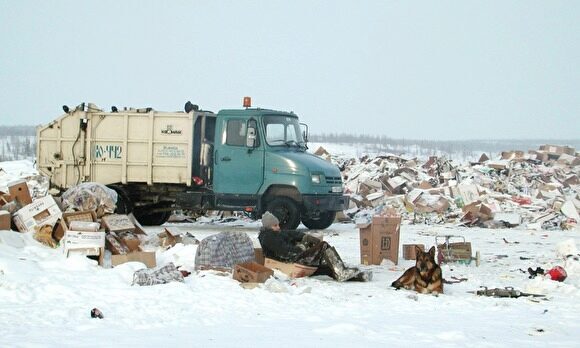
[225,119,247,146]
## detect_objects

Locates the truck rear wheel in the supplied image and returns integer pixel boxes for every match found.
[110,186,133,214]
[266,197,300,230]
[301,211,336,230]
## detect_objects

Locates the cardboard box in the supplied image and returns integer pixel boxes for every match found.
[105,232,130,255]
[118,232,141,252]
[101,214,135,233]
[264,258,317,278]
[359,215,401,265]
[457,184,480,206]
[540,144,575,156]
[0,210,11,230]
[63,229,105,264]
[111,251,156,268]
[254,248,265,265]
[54,210,98,241]
[64,230,106,253]
[233,262,274,283]
[8,180,32,205]
[0,192,13,207]
[12,195,62,233]
[403,244,425,260]
[69,221,100,232]
[158,228,183,248]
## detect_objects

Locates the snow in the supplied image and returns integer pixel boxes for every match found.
[1,222,579,347]
[1,157,579,347]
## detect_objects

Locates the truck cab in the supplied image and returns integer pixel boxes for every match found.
[210,108,347,229]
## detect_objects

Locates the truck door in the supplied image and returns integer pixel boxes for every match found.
[213,117,264,195]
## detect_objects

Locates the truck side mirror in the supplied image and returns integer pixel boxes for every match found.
[246,119,258,148]
[300,123,309,143]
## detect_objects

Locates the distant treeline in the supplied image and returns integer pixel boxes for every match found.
[310,133,580,159]
[0,126,37,161]
[0,125,36,136]
[0,125,578,162]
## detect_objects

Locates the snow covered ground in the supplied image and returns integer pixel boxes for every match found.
[1,150,579,347]
[1,220,579,347]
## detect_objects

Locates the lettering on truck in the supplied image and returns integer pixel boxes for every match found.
[94,144,122,160]
[161,125,182,135]
[156,145,185,159]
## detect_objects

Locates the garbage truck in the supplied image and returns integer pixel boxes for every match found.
[36,99,348,229]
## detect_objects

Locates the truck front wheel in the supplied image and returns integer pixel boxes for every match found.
[301,211,336,230]
[266,197,300,230]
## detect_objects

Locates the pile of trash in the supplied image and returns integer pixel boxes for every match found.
[315,144,580,230]
[0,176,202,269]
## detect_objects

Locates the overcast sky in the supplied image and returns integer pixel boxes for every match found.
[1,1,578,140]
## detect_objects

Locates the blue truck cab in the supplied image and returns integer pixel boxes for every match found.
[210,107,348,229]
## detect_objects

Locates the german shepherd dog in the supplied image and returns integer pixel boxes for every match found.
[391,246,443,294]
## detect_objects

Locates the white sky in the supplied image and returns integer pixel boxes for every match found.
[1,1,578,140]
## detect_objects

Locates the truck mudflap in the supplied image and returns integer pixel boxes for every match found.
[302,194,349,212]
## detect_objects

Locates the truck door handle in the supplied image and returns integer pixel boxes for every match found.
[221,156,231,161]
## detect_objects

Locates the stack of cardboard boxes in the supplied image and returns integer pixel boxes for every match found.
[0,180,156,268]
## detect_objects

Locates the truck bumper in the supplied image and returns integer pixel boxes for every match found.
[302,194,349,212]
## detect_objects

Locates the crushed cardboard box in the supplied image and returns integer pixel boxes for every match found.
[233,262,274,283]
[264,258,317,278]
[111,251,156,268]
[106,232,130,255]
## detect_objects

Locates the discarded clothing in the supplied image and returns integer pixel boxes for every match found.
[132,262,184,286]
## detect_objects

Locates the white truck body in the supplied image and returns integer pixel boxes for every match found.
[37,104,195,189]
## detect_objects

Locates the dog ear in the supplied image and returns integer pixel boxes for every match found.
[415,245,423,256]
[428,246,436,258]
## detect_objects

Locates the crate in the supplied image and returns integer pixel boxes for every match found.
[436,235,472,265]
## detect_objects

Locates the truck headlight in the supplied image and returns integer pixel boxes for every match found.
[311,174,321,184]
[332,186,343,193]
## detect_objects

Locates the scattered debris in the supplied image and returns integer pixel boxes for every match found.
[90,308,104,319]
[332,144,580,231]
[468,286,546,298]
[546,266,567,282]
[132,262,185,286]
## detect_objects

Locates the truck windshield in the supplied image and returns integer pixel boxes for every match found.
[263,115,305,148]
